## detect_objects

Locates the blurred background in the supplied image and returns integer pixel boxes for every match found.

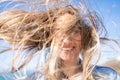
[0,0,120,76]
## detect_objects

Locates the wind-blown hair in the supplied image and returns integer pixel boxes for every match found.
[0,0,119,80]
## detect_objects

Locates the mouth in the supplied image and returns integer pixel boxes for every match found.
[62,48,72,50]
[62,47,75,53]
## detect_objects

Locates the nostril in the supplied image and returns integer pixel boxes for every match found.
[73,46,75,48]
[63,39,72,45]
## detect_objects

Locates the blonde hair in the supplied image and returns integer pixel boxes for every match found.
[0,0,119,80]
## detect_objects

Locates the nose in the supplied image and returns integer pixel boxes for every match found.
[62,37,72,47]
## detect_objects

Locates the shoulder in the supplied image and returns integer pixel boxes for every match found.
[92,65,120,80]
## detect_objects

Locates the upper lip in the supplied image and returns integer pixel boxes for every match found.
[62,48,72,50]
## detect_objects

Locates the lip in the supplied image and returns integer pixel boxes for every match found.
[62,48,72,50]
[62,48,74,54]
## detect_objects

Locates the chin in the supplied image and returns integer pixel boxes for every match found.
[60,51,74,60]
[60,55,73,61]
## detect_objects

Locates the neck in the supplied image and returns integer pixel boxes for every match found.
[61,58,82,78]
[62,59,80,68]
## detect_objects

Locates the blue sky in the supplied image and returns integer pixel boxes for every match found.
[0,0,120,71]
[91,0,120,39]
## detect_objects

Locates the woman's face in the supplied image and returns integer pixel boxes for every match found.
[60,32,81,61]
[52,13,81,62]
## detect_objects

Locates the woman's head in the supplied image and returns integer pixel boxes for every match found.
[50,6,93,62]
[52,12,81,62]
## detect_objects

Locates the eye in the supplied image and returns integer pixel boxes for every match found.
[72,33,81,41]
[73,37,81,41]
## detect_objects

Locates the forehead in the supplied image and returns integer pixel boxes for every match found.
[55,13,78,29]
[54,13,81,36]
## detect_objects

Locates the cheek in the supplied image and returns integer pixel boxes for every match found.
[75,41,81,49]
[74,42,81,54]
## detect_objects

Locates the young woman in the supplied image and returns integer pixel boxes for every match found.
[0,0,119,80]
